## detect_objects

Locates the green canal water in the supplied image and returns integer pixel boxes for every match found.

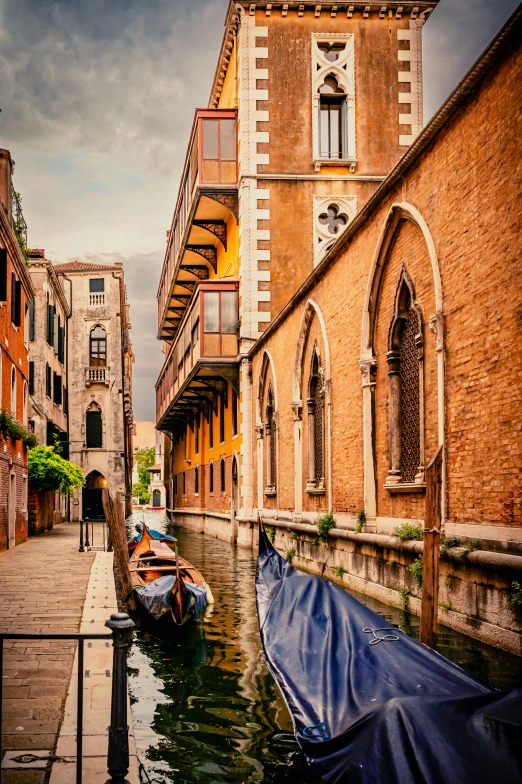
[126,510,522,784]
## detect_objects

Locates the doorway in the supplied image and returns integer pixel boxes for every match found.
[152,489,161,507]
[83,470,107,520]
[7,473,16,548]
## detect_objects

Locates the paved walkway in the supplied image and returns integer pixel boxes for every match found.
[0,523,138,784]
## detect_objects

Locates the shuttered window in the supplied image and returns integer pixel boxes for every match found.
[0,249,7,301]
[29,298,35,341]
[45,363,52,398]
[63,387,68,416]
[58,325,65,364]
[86,410,103,448]
[29,362,34,395]
[53,312,59,354]
[53,373,62,405]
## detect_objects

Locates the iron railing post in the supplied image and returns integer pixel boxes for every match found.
[105,613,135,783]
[77,638,84,784]
[79,518,85,552]
[84,517,90,549]
[0,637,3,784]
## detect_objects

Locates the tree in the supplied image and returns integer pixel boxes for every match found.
[28,446,85,495]
[132,482,150,505]
[134,446,156,487]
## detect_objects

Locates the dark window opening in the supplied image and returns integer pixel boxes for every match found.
[11,274,21,327]
[219,395,225,443]
[194,466,199,495]
[45,363,52,398]
[399,297,421,482]
[29,361,34,396]
[0,249,7,301]
[86,408,103,448]
[29,298,35,341]
[209,463,214,493]
[232,389,238,436]
[89,278,104,293]
[53,372,62,406]
[220,459,225,493]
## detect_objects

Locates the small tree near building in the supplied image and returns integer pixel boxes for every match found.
[28,446,85,495]
[133,446,155,504]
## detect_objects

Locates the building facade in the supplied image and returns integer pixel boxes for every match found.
[26,250,70,451]
[155,0,439,537]
[0,149,36,550]
[54,260,134,521]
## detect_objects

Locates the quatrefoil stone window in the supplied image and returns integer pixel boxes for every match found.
[314,195,357,265]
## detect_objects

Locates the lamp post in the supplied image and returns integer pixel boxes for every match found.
[84,516,90,549]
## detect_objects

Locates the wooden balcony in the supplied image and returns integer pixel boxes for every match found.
[157,108,238,341]
[156,281,239,434]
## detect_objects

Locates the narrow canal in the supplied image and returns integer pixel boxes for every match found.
[126,510,522,784]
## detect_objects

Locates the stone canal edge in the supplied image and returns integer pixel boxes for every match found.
[0,522,139,783]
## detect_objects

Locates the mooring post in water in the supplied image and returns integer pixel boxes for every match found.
[420,446,443,647]
[105,612,135,783]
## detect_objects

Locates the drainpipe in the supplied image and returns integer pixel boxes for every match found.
[61,273,73,522]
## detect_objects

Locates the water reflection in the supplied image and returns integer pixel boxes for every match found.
[127,511,521,783]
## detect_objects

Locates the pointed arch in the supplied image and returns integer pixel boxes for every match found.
[257,350,279,503]
[293,299,331,405]
[359,203,445,521]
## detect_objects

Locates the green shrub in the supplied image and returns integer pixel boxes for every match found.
[408,556,423,587]
[332,565,346,579]
[28,446,85,495]
[285,548,296,564]
[507,581,522,612]
[316,512,335,543]
[462,539,481,552]
[393,522,423,541]
[132,482,150,504]
[440,535,460,553]
[399,587,413,612]
[354,509,366,534]
[0,410,38,448]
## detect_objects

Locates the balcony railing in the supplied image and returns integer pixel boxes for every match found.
[89,293,105,306]
[156,281,239,426]
[157,108,238,340]
[85,366,110,386]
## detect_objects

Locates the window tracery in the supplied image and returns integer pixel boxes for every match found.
[305,349,325,492]
[314,195,356,265]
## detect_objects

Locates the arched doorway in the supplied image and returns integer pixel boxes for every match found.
[83,470,107,520]
[152,489,161,507]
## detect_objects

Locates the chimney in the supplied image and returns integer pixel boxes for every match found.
[0,149,13,223]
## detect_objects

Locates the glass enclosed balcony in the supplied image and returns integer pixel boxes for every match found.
[156,281,239,431]
[157,109,238,341]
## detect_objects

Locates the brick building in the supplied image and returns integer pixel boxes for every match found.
[0,149,36,550]
[156,2,522,652]
[248,8,522,653]
[53,261,134,521]
[155,0,439,539]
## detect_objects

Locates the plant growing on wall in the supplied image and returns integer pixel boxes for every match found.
[0,410,38,448]
[408,556,423,587]
[316,512,335,543]
[354,509,366,534]
[399,587,413,613]
[285,548,296,564]
[332,565,346,579]
[28,446,85,495]
[393,522,423,541]
[507,581,522,614]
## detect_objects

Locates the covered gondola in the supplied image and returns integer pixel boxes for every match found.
[129,522,214,628]
[256,528,522,784]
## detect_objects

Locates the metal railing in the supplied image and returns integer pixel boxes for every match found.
[79,517,112,552]
[0,613,135,784]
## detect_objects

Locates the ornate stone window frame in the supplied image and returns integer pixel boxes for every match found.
[385,266,425,492]
[314,194,357,266]
[311,32,356,172]
[305,346,326,495]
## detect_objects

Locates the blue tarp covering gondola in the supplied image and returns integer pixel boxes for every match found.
[255,529,522,784]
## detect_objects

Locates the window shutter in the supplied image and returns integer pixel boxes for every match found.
[86,411,103,448]
[53,310,58,354]
[14,281,21,327]
[10,273,16,324]
[0,250,7,301]
[46,303,52,344]
[53,373,62,405]
[29,298,35,341]
[63,387,68,416]
[46,363,52,398]
[58,325,65,364]
[29,362,34,395]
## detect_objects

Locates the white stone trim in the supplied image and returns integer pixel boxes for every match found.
[237,12,270,341]
[313,194,357,265]
[311,32,356,168]
[397,21,424,146]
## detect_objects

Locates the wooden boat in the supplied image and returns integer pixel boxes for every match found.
[129,522,214,627]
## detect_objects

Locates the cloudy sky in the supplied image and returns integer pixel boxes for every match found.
[0,0,518,426]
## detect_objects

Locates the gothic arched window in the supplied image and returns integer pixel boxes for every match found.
[209,462,214,494]
[306,350,325,490]
[318,74,347,160]
[85,402,103,449]
[10,366,16,417]
[264,387,277,495]
[386,269,424,486]
[90,325,107,367]
[220,459,225,493]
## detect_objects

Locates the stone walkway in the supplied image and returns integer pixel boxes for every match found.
[0,523,138,784]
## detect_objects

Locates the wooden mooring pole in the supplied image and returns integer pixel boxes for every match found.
[420,446,443,647]
[102,489,136,612]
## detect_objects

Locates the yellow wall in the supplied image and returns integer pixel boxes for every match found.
[215,213,239,279]
[218,42,237,109]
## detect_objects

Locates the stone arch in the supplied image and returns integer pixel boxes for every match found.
[359,202,445,522]
[293,299,332,514]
